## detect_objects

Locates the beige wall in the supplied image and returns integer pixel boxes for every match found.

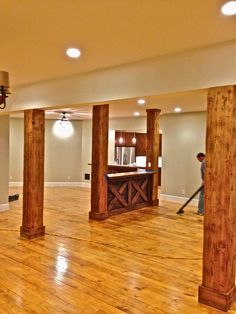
[0,116,9,205]
[80,114,206,197]
[9,118,24,182]
[9,112,206,197]
[161,112,206,197]
[9,118,83,183]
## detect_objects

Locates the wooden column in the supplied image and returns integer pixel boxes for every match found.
[146,109,161,206]
[199,86,236,311]
[21,109,45,239]
[89,104,109,220]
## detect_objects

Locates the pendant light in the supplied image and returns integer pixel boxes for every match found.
[118,132,124,144]
[53,112,74,138]
[132,133,136,145]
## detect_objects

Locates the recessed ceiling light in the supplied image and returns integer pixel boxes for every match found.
[134,112,140,116]
[221,1,236,15]
[66,48,81,58]
[137,99,146,105]
[174,107,181,113]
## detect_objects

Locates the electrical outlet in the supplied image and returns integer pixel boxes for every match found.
[9,176,12,180]
[84,173,90,180]
[181,189,185,195]
[67,176,71,180]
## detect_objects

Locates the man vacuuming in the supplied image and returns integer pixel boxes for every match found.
[176,152,205,215]
[195,152,205,215]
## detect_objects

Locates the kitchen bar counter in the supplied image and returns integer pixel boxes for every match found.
[107,164,138,173]
[107,170,154,216]
[107,164,161,185]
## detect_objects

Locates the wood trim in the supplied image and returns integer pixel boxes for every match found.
[199,285,236,312]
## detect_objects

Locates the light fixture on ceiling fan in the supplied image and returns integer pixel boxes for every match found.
[53,112,74,138]
[0,71,10,110]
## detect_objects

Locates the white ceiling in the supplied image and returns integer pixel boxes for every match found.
[3,1,235,119]
[1,0,236,87]
[10,88,207,119]
[43,89,208,119]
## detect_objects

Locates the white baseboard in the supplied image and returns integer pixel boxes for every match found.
[9,181,91,188]
[160,193,198,206]
[0,203,10,212]
[9,182,23,187]
[9,182,196,206]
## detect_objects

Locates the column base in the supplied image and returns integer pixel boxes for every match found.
[20,226,45,240]
[150,199,159,206]
[199,285,236,312]
[89,211,109,221]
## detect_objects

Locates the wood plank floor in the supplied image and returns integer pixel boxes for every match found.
[0,187,233,314]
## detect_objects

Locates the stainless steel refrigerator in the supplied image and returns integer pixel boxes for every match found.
[115,147,136,165]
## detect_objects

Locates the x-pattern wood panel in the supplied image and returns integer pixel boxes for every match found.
[108,182,128,210]
[107,176,151,213]
[131,179,148,204]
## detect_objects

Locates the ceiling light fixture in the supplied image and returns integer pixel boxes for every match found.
[53,112,74,138]
[0,71,10,110]
[174,107,181,113]
[221,1,236,15]
[134,112,140,116]
[137,99,146,105]
[66,48,81,58]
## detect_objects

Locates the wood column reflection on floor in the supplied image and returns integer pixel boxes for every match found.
[89,104,109,220]
[146,109,161,206]
[20,109,45,239]
[199,85,236,311]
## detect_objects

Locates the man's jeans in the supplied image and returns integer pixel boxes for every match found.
[198,188,204,214]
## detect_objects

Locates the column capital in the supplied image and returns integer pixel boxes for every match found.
[146,109,161,114]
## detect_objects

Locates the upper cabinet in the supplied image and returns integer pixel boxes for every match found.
[115,131,162,157]
[135,133,147,156]
[115,131,136,147]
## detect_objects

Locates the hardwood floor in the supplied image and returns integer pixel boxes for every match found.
[0,187,232,313]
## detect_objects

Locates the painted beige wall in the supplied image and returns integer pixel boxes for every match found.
[80,113,206,198]
[3,40,236,114]
[9,112,206,197]
[45,120,82,182]
[9,118,24,182]
[0,116,9,205]
[9,118,83,182]
[161,112,206,197]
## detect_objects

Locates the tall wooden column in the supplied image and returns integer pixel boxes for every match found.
[21,109,45,239]
[89,104,109,220]
[146,109,161,206]
[199,86,236,311]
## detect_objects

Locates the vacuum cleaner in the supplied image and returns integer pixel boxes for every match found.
[176,185,204,214]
